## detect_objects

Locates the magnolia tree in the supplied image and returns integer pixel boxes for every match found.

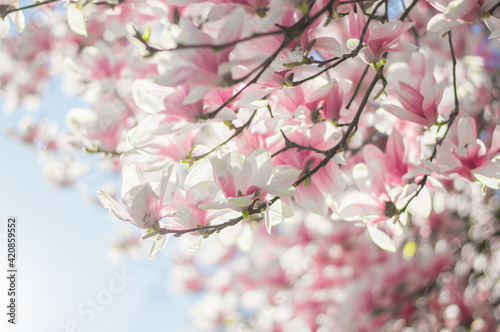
[2,0,500,330]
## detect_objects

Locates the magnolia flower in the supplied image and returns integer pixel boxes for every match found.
[348,5,416,64]
[435,116,500,189]
[334,157,432,252]
[203,148,300,233]
[359,21,416,64]
[127,84,236,144]
[0,0,24,39]
[426,0,498,32]
[483,14,500,39]
[362,129,411,186]
[66,106,125,153]
[210,147,300,200]
[381,72,444,127]
[98,164,179,257]
[156,7,246,94]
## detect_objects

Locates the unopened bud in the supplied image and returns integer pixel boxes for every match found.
[384,201,397,218]
[310,108,322,124]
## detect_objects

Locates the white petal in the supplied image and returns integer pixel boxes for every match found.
[270,167,301,184]
[67,4,87,37]
[121,165,143,198]
[484,16,500,39]
[334,191,378,221]
[186,236,202,255]
[186,181,221,206]
[367,225,396,253]
[214,107,237,121]
[408,186,432,218]
[216,6,244,44]
[132,79,172,114]
[149,235,169,258]
[265,207,272,234]
[157,162,175,199]
[260,182,295,197]
[234,89,270,108]
[472,161,500,189]
[185,158,215,186]
[427,14,462,32]
[353,163,372,193]
[127,114,163,147]
[294,182,327,215]
[183,85,211,104]
[267,199,294,231]
[227,197,254,207]
[97,191,132,222]
[14,11,25,31]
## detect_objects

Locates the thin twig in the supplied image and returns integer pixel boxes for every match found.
[1,0,58,17]
[399,0,418,21]
[292,0,386,86]
[193,109,260,161]
[399,31,460,213]
[346,64,370,109]
[161,30,284,52]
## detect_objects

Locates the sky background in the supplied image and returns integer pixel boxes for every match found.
[0,81,199,332]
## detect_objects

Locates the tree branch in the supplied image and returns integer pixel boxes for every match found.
[398,30,460,214]
[1,0,58,18]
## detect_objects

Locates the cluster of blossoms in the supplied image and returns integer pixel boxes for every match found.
[2,0,500,330]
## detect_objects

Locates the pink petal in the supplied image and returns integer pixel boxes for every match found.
[427,13,464,31]
[382,104,431,127]
[457,116,477,147]
[398,81,424,114]
[210,158,237,197]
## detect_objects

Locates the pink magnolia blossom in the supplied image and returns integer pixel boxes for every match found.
[97,164,179,230]
[97,164,180,256]
[348,5,416,64]
[127,84,237,145]
[436,116,500,188]
[205,148,300,233]
[209,147,300,199]
[362,129,412,186]
[426,0,498,32]
[156,7,246,92]
[381,71,444,127]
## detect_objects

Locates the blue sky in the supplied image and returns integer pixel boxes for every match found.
[0,82,198,332]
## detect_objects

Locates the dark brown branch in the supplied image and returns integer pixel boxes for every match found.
[158,216,243,237]
[1,0,58,18]
[346,64,370,109]
[487,1,500,14]
[399,30,460,213]
[399,0,418,21]
[160,30,284,52]
[271,130,328,158]
[292,73,380,187]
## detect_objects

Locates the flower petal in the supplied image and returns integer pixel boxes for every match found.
[367,225,396,252]
[472,160,500,189]
[67,4,88,37]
